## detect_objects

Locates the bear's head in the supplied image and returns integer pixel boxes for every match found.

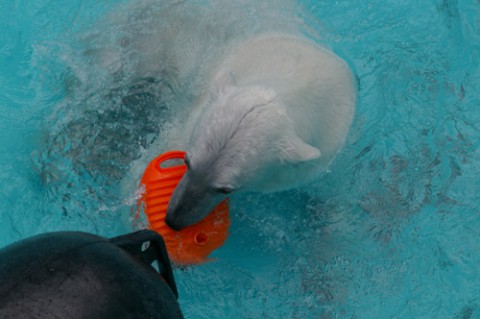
[165,75,320,230]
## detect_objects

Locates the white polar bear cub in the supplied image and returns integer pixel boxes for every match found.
[165,35,356,230]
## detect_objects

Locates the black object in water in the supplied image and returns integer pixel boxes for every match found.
[0,230,183,318]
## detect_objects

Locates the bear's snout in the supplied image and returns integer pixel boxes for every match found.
[165,213,185,231]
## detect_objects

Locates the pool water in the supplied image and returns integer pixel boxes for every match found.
[1,0,479,318]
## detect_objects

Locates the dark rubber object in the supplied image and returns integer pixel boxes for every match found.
[0,230,183,318]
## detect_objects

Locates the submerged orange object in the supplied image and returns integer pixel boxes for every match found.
[139,151,230,265]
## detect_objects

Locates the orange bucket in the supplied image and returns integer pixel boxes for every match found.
[139,151,230,265]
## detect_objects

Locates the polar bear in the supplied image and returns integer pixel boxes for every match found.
[165,35,356,230]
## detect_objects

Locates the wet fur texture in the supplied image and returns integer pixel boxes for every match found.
[166,35,356,229]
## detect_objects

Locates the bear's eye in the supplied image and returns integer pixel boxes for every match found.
[216,187,233,195]
[184,154,191,168]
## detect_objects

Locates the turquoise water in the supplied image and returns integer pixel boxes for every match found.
[1,0,480,318]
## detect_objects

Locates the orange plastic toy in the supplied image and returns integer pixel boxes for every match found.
[139,151,230,265]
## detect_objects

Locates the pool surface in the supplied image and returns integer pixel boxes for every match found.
[1,0,479,318]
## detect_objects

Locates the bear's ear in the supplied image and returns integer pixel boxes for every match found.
[213,70,236,94]
[282,136,321,163]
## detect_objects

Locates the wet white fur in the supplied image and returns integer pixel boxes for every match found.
[184,35,356,193]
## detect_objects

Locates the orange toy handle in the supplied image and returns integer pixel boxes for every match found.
[153,150,186,172]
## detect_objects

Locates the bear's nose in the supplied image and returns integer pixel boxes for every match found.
[165,214,184,231]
